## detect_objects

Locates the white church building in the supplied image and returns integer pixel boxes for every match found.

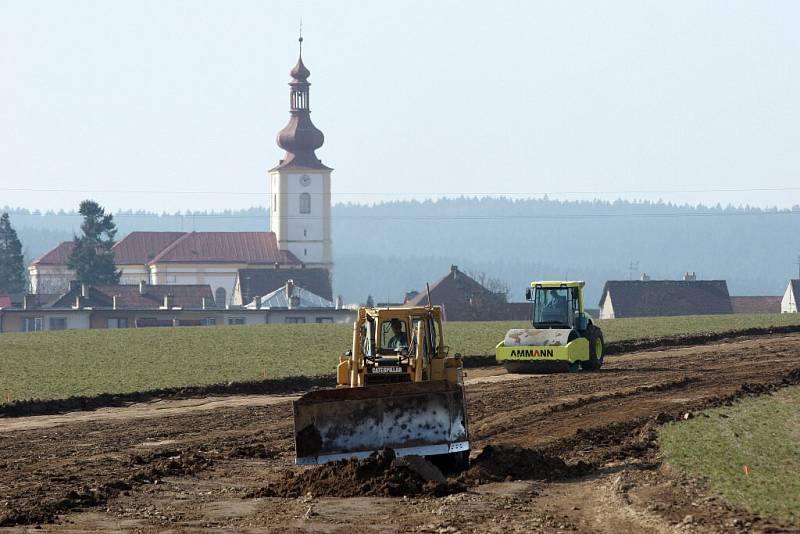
[29,40,333,307]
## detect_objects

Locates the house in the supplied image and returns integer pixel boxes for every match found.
[782,280,799,313]
[29,232,302,306]
[0,282,220,332]
[0,292,88,332]
[404,265,525,321]
[232,267,332,306]
[729,296,782,315]
[238,279,354,324]
[598,278,733,319]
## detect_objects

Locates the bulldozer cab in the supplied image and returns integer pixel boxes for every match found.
[343,307,448,387]
[526,281,588,331]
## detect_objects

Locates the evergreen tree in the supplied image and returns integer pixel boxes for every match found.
[67,200,121,285]
[0,213,27,293]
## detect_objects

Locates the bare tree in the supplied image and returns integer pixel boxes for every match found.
[467,270,510,302]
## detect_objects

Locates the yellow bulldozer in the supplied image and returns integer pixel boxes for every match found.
[292,305,470,469]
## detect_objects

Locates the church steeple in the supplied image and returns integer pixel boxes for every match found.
[273,36,329,170]
[269,35,333,269]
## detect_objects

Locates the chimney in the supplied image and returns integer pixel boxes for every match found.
[113,295,119,310]
[640,273,651,281]
[451,265,459,279]
[286,280,295,309]
[252,295,262,309]
[81,284,89,298]
[139,280,148,294]
[163,294,174,309]
[23,294,35,310]
[683,272,697,282]
[336,295,343,310]
[74,295,84,309]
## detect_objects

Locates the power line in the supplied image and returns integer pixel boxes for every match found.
[11,211,800,221]
[2,186,800,197]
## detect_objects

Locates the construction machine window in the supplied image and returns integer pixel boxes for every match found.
[380,318,408,352]
[533,287,574,328]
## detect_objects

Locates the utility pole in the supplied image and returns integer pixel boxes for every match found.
[628,260,639,280]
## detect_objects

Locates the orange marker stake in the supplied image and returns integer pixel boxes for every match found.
[743,464,750,475]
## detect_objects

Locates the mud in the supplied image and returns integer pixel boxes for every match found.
[464,445,593,484]
[1,333,800,532]
[0,374,334,418]
[249,449,463,499]
[603,323,800,354]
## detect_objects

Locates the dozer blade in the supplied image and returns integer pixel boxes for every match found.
[292,380,469,465]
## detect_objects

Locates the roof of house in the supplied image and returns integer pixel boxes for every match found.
[31,231,301,268]
[50,284,215,309]
[253,284,335,309]
[792,279,800,298]
[112,231,186,264]
[405,266,508,321]
[730,296,782,314]
[599,280,733,318]
[31,241,74,265]
[0,295,11,308]
[237,268,332,303]
[149,232,299,264]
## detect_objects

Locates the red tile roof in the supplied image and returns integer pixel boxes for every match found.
[31,231,300,268]
[112,232,186,264]
[0,295,11,308]
[730,296,781,314]
[149,232,299,265]
[31,241,74,265]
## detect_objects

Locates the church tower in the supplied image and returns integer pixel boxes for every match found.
[269,36,332,268]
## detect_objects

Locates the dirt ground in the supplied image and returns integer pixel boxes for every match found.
[1,334,799,533]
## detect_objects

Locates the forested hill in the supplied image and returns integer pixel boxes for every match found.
[4,198,799,304]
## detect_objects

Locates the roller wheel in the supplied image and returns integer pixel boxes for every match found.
[581,326,604,371]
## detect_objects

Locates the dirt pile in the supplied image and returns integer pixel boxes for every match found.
[464,445,593,484]
[248,449,464,498]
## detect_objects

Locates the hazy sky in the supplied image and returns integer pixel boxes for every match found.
[1,0,798,213]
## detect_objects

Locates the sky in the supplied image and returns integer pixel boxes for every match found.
[1,0,799,213]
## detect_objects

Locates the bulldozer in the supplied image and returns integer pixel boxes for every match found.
[292,305,470,469]
[496,281,604,373]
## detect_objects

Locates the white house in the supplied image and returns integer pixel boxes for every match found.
[782,280,799,313]
[28,42,334,307]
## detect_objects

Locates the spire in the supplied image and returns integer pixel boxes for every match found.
[272,35,329,171]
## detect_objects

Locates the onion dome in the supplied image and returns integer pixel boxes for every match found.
[271,37,330,171]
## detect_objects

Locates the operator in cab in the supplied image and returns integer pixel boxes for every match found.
[545,289,568,320]
[387,318,408,349]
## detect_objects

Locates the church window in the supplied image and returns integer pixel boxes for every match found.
[215,287,227,306]
[299,192,311,214]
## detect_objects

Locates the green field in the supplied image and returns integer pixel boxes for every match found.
[1,313,799,402]
[659,386,800,521]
